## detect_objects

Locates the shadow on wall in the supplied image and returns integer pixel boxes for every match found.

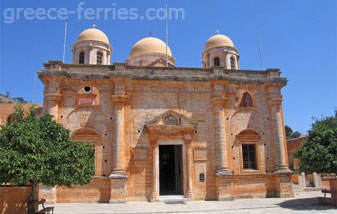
[278,198,335,210]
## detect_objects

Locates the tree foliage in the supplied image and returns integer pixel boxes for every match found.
[285,125,301,140]
[0,105,95,212]
[294,113,337,174]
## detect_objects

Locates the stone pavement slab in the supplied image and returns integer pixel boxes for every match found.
[52,189,336,214]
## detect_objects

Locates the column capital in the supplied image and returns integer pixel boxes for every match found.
[111,95,128,104]
[268,97,283,106]
[45,93,61,102]
[212,96,228,105]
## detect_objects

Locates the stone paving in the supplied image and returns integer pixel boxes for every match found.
[52,186,336,214]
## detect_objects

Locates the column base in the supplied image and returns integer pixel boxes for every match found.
[109,170,129,179]
[150,193,159,202]
[214,169,233,177]
[109,174,128,203]
[108,173,128,179]
[216,176,234,201]
[273,167,293,175]
[185,191,193,200]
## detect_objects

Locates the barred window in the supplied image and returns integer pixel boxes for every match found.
[97,52,103,65]
[242,144,257,170]
[79,52,85,64]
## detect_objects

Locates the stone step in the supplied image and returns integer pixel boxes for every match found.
[159,195,187,203]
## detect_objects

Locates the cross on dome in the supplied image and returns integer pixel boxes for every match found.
[216,29,220,35]
[92,24,96,28]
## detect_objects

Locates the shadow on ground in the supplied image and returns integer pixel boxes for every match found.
[278,197,336,210]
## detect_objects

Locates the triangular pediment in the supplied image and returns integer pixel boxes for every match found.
[145,110,198,127]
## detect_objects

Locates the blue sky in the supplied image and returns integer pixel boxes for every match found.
[0,0,336,133]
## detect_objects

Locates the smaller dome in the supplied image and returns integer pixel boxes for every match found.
[205,34,234,50]
[129,37,172,58]
[77,28,109,44]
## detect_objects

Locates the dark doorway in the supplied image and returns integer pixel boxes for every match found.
[159,145,183,195]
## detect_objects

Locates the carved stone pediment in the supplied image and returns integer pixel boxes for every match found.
[144,110,198,137]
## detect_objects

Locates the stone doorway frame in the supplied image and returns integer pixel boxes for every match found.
[144,110,197,201]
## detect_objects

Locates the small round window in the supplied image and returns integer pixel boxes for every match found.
[82,86,92,94]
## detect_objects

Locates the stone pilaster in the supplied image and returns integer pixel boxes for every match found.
[109,94,128,203]
[109,95,128,179]
[150,139,159,202]
[212,96,233,176]
[268,98,292,174]
[184,136,193,199]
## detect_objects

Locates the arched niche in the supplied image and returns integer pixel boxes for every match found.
[230,108,266,135]
[65,106,108,134]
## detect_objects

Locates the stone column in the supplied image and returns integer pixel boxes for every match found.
[184,138,193,199]
[109,95,128,179]
[268,98,292,174]
[212,97,233,176]
[150,140,159,202]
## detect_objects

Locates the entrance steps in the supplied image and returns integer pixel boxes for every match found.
[159,195,187,203]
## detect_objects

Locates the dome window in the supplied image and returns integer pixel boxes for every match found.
[79,52,85,64]
[97,52,103,65]
[82,86,93,94]
[214,57,220,66]
[230,57,235,69]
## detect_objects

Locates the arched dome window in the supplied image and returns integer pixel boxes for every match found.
[97,52,103,65]
[164,115,178,125]
[240,92,253,107]
[214,57,220,66]
[230,57,235,69]
[79,52,85,64]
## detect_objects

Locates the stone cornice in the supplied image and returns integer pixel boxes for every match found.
[38,62,287,86]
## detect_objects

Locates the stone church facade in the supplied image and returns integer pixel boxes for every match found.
[37,27,293,202]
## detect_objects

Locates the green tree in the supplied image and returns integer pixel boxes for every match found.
[285,125,301,140]
[0,105,95,214]
[294,113,337,174]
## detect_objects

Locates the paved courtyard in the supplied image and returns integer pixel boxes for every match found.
[52,186,336,214]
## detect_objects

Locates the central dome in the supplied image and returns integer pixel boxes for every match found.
[205,34,234,50]
[77,28,109,44]
[129,37,172,58]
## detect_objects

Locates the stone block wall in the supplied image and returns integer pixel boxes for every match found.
[0,186,39,214]
[56,177,110,203]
